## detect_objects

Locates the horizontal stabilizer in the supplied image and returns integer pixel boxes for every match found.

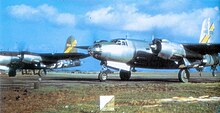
[74,46,90,50]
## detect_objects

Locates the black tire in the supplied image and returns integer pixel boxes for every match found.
[98,72,107,82]
[120,70,131,81]
[9,69,16,77]
[38,69,46,77]
[178,69,190,83]
[21,70,24,75]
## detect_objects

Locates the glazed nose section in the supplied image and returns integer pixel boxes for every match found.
[88,44,102,59]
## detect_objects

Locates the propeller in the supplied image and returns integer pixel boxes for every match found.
[20,51,25,62]
[150,38,162,55]
[15,42,27,62]
[15,41,36,64]
[19,51,30,62]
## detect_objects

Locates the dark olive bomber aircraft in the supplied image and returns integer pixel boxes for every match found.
[77,18,220,83]
[0,36,89,77]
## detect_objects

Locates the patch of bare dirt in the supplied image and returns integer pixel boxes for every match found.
[0,88,95,113]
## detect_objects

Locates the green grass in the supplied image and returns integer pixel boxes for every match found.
[36,102,220,113]
[31,82,220,113]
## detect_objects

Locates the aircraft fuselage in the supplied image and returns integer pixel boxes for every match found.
[89,39,179,69]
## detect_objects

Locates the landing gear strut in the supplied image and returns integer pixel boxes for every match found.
[98,65,108,82]
[120,70,131,81]
[211,66,217,77]
[178,69,190,83]
[212,71,216,77]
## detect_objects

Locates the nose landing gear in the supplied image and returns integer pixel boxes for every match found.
[98,62,132,82]
[98,65,108,82]
[98,72,107,82]
[178,69,190,83]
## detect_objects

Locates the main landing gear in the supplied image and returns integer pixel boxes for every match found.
[9,69,16,77]
[120,70,131,81]
[211,66,217,77]
[178,69,190,83]
[37,69,46,82]
[21,69,47,77]
[212,71,216,77]
[38,69,47,77]
[98,69,131,82]
[9,68,46,78]
[178,65,218,83]
[98,64,131,82]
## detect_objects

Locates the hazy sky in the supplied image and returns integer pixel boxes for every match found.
[0,0,220,71]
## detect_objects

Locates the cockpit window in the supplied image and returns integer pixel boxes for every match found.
[112,39,127,46]
[116,40,122,45]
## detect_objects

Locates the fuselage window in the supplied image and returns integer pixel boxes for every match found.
[116,40,122,45]
[115,40,127,46]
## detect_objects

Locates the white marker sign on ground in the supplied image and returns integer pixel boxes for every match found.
[100,95,115,111]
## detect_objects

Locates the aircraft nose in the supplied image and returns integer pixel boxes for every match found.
[88,44,102,59]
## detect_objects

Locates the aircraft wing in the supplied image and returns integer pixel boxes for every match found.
[182,44,220,55]
[39,53,89,64]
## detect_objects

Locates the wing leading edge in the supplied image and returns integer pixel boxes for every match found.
[183,44,220,55]
[39,53,89,64]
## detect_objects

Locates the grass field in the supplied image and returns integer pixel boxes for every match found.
[1,72,220,113]
[34,82,220,113]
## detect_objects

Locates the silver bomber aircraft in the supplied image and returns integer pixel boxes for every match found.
[0,36,89,77]
[78,18,220,82]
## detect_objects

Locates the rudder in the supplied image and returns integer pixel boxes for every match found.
[199,18,215,43]
[64,36,77,53]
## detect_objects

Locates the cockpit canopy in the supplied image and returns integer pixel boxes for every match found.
[161,39,170,43]
[111,39,128,46]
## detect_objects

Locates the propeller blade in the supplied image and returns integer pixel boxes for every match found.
[151,35,155,41]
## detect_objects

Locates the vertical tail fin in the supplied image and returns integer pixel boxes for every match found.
[199,18,215,43]
[64,36,77,53]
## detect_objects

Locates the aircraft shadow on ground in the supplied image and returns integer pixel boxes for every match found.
[43,77,219,83]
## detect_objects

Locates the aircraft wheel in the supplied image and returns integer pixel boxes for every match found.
[120,70,131,81]
[9,69,16,77]
[38,69,46,77]
[98,72,107,82]
[212,71,217,77]
[21,70,24,75]
[178,69,190,83]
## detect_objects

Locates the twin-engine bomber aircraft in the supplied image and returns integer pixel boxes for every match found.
[0,36,89,77]
[77,18,220,82]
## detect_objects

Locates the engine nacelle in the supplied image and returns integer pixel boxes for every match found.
[202,54,219,66]
[22,54,42,63]
[150,39,203,60]
[0,55,20,65]
[150,39,186,60]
